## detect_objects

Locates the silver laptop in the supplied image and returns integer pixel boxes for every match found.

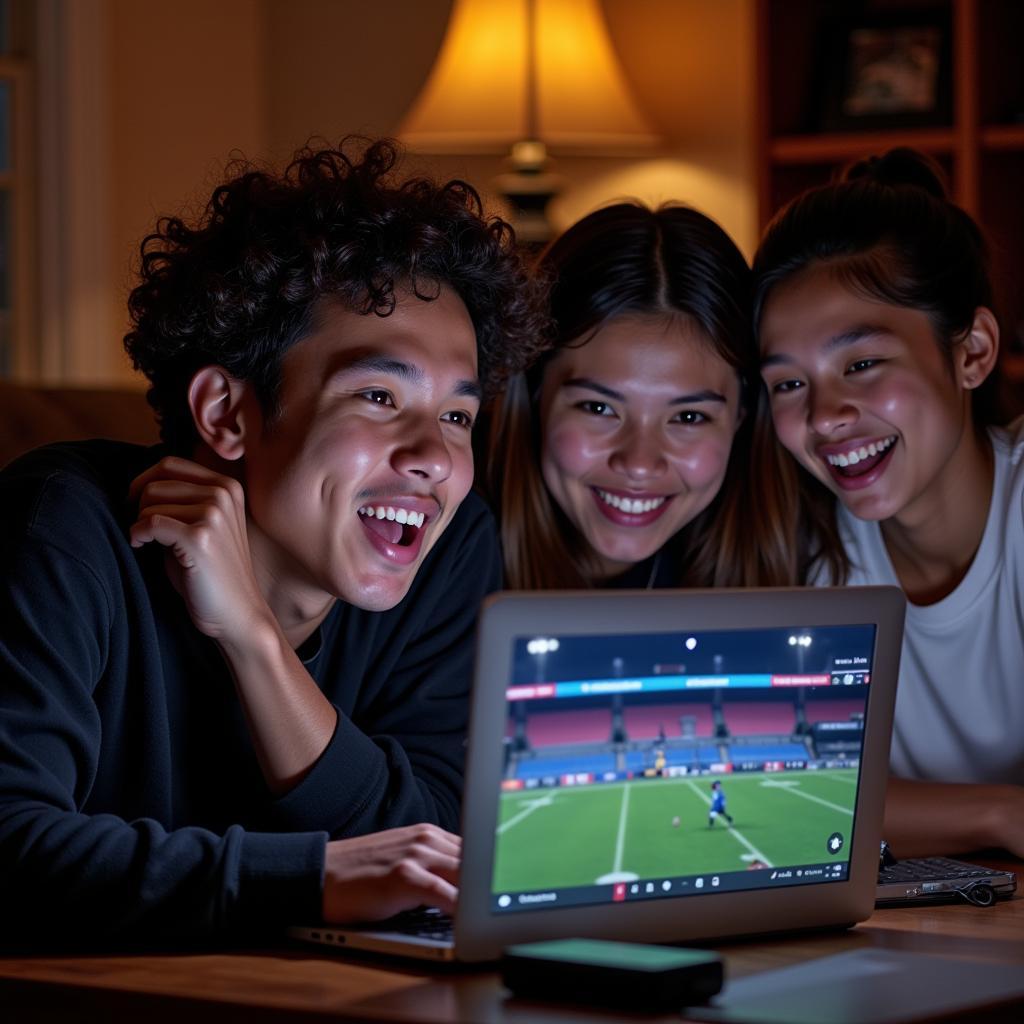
[289,585,905,962]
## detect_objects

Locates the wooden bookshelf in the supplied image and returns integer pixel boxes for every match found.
[754,0,1024,411]
[770,127,956,164]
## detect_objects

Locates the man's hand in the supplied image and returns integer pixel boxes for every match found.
[322,824,460,923]
[130,456,338,794]
[129,457,271,642]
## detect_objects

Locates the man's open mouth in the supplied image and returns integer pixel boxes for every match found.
[358,504,427,547]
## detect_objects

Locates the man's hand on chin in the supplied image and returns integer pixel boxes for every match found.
[129,455,272,643]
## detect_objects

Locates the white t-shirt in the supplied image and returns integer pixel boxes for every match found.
[834,417,1024,784]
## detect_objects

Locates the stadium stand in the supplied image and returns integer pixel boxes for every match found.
[722,700,796,735]
[805,698,864,724]
[727,742,809,761]
[525,708,612,747]
[624,745,721,772]
[665,746,721,766]
[623,702,715,738]
[515,753,617,779]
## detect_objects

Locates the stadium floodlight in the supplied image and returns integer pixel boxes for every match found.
[789,634,812,647]
[527,637,560,655]
[685,637,697,651]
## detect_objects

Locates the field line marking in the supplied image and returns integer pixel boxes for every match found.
[497,795,555,835]
[684,781,773,868]
[612,783,631,873]
[819,773,858,785]
[772,787,854,815]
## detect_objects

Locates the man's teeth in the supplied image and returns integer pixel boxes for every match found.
[596,489,667,514]
[358,506,426,528]
[826,436,896,468]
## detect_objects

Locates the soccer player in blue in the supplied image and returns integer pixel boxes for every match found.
[708,780,734,827]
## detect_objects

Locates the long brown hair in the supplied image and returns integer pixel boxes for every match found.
[484,201,796,589]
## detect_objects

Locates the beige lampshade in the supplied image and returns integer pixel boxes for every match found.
[398,0,658,155]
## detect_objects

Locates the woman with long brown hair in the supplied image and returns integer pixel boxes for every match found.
[484,201,792,590]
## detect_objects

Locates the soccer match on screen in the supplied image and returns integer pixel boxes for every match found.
[492,625,872,906]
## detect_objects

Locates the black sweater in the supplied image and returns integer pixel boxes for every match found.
[0,441,501,941]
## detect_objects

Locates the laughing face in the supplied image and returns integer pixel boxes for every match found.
[538,313,744,580]
[759,264,974,524]
[239,285,480,615]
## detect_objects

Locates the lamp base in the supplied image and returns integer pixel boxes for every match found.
[493,170,563,247]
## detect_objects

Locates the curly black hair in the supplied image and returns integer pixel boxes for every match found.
[124,137,550,451]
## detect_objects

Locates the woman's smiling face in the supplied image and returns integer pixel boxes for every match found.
[758,264,974,525]
[538,313,744,580]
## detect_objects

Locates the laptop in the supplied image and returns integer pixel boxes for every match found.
[289,585,905,962]
[876,841,1017,907]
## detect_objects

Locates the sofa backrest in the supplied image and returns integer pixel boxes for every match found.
[0,381,160,470]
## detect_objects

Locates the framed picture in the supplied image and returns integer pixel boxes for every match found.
[817,11,952,132]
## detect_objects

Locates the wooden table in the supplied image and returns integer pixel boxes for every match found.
[2,862,1021,1023]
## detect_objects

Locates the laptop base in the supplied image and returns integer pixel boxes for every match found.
[876,855,1017,907]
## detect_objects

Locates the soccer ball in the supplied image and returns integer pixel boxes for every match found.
[671,816,681,828]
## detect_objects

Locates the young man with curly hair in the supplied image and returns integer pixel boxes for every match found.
[0,140,547,942]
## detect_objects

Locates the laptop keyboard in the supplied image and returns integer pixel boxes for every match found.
[381,907,454,941]
[879,856,996,884]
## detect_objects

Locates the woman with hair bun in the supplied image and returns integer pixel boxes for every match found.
[484,201,792,591]
[754,148,1024,858]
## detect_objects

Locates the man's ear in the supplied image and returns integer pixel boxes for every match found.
[956,307,1000,391]
[187,366,252,462]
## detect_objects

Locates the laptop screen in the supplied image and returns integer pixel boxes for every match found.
[491,623,875,915]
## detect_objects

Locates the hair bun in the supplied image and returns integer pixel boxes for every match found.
[842,147,948,200]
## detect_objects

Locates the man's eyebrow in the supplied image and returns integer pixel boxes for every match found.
[454,378,484,401]
[761,324,893,368]
[329,354,481,401]
[563,377,727,404]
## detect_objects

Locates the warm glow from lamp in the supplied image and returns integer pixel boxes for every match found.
[398,0,658,157]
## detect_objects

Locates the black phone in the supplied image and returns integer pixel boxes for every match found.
[501,938,724,1009]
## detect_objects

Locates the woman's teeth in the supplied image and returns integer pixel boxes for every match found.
[596,489,667,514]
[358,505,426,528]
[826,436,896,468]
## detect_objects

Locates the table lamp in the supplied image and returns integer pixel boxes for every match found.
[397,0,659,243]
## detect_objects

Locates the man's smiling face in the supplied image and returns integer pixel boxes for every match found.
[239,285,480,614]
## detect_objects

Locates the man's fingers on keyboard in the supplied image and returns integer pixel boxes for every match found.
[404,864,457,915]
[404,823,461,857]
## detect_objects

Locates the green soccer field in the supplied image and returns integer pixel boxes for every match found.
[492,769,858,892]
